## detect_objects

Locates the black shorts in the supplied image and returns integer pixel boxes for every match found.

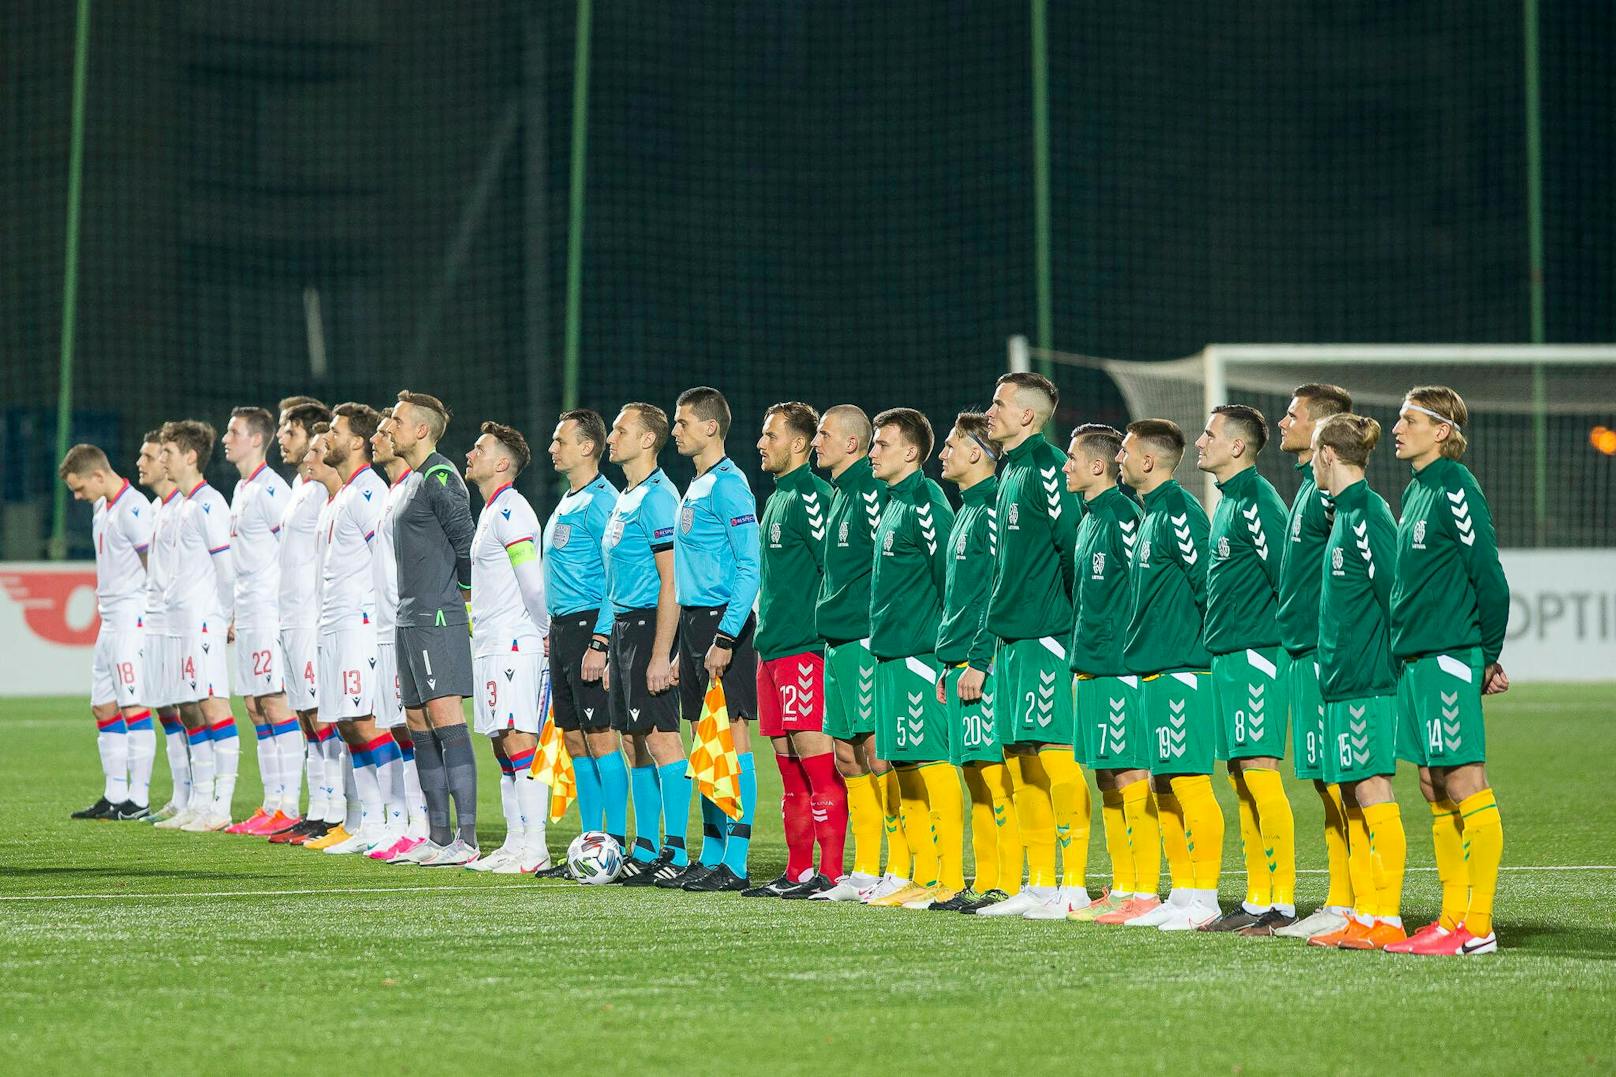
[678,605,758,723]
[396,623,475,709]
[608,609,680,735]
[549,610,611,732]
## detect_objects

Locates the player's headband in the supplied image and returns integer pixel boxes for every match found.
[1401,402,1462,431]
[968,432,1000,461]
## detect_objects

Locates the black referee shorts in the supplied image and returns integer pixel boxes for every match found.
[549,610,612,732]
[607,609,680,735]
[677,604,758,723]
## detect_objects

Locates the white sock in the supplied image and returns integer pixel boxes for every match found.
[401,757,428,838]
[274,725,306,815]
[251,722,276,811]
[188,730,216,812]
[1167,888,1191,907]
[340,750,362,832]
[376,750,407,835]
[1195,888,1221,907]
[304,740,328,822]
[352,755,384,836]
[98,721,130,802]
[127,727,156,807]
[321,736,348,824]
[210,721,240,816]
[499,772,518,851]
[162,718,192,809]
[516,775,549,858]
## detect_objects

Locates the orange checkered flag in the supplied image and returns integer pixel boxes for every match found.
[529,676,577,822]
[686,677,743,820]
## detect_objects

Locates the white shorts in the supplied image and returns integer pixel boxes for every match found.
[281,625,320,712]
[317,626,380,721]
[473,651,548,737]
[375,640,406,728]
[91,625,143,708]
[174,626,231,704]
[143,634,177,708]
[233,623,285,697]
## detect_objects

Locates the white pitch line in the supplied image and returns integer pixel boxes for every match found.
[0,866,1610,903]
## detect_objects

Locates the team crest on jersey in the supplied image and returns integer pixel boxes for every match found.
[1216,536,1230,560]
[1091,552,1106,577]
[604,517,624,548]
[1292,512,1304,540]
[769,520,783,545]
[1138,539,1151,565]
[1413,519,1427,549]
[1007,503,1020,529]
[680,506,695,534]
[882,530,895,552]
[552,523,571,549]
[838,519,849,546]
[1331,547,1345,574]
[954,531,968,558]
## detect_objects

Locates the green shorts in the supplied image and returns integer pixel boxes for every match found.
[1281,650,1327,781]
[822,638,877,741]
[943,665,1001,766]
[993,636,1076,747]
[1396,648,1486,767]
[1323,694,1398,784]
[1076,674,1149,771]
[875,654,951,763]
[1143,670,1215,776]
[1212,646,1287,761]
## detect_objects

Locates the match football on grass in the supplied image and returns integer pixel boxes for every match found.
[7,4,1615,1074]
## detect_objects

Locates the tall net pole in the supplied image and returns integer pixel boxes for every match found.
[1030,0,1053,378]
[1523,0,1549,544]
[562,0,593,414]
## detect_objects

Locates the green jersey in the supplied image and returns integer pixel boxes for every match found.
[815,455,887,643]
[869,469,954,660]
[935,476,998,669]
[1276,458,1334,656]
[755,462,832,661]
[1123,478,1211,674]
[1069,486,1143,677]
[1318,479,1398,701]
[1203,465,1289,654]
[1391,458,1510,664]
[987,433,1081,641]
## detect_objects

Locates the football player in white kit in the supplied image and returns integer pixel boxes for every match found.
[463,421,555,874]
[365,407,432,862]
[220,406,299,835]
[134,431,191,824]
[152,420,239,833]
[308,404,401,855]
[60,444,158,821]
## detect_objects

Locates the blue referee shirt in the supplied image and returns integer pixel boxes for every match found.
[602,468,680,615]
[673,456,761,637]
[543,473,619,635]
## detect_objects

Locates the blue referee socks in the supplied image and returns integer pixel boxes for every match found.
[596,751,630,850]
[573,754,603,833]
[629,763,661,862]
[720,752,757,879]
[657,761,693,867]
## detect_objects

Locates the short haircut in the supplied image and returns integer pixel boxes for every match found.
[481,420,532,476]
[230,406,276,447]
[1316,413,1383,468]
[765,401,821,447]
[622,402,670,454]
[1212,403,1269,454]
[332,402,381,457]
[142,428,163,446]
[953,411,1000,461]
[676,386,731,439]
[278,395,325,413]
[396,390,452,442]
[377,405,393,420]
[160,420,216,470]
[823,404,873,452]
[1292,383,1353,420]
[1126,418,1185,465]
[558,408,607,459]
[1071,422,1123,481]
[1404,385,1470,459]
[283,401,331,437]
[996,370,1060,411]
[310,421,331,437]
[58,443,110,479]
[873,407,935,462]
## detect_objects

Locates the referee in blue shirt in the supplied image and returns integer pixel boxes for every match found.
[669,386,763,893]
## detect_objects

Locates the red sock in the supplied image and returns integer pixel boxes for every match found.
[801,752,849,880]
[776,753,814,881]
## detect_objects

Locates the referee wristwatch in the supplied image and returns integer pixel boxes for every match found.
[711,632,737,651]
[587,635,609,654]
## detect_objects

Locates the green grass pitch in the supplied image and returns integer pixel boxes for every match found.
[2,685,1612,1074]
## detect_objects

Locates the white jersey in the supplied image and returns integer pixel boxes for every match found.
[93,480,154,629]
[318,465,387,634]
[230,461,291,628]
[470,483,547,658]
[142,488,182,634]
[278,475,327,631]
[166,481,234,634]
[372,468,418,633]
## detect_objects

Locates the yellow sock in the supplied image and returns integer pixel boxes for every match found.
[894,766,936,887]
[919,762,966,892]
[1319,783,1354,910]
[1156,790,1193,892]
[1170,774,1224,891]
[879,768,913,880]
[1344,805,1376,918]
[1013,753,1058,888]
[1457,789,1502,936]
[1228,772,1264,906]
[1039,747,1089,892]
[844,772,885,879]
[988,757,1024,895]
[1121,780,1160,894]
[1430,798,1470,930]
[1243,768,1296,909]
[963,765,999,893]
[1362,801,1406,920]
[1100,788,1130,893]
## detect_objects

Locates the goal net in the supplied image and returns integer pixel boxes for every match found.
[1010,338,1616,548]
